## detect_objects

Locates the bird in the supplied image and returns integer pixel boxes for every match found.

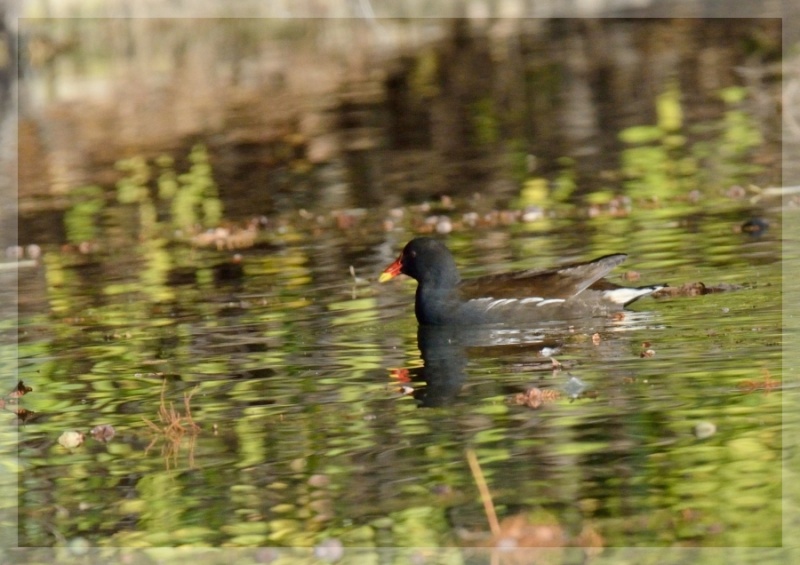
[378,237,665,326]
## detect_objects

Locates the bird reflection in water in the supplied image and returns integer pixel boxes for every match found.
[405,325,561,407]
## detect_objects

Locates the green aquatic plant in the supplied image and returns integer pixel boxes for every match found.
[114,144,223,236]
[155,154,178,200]
[63,184,105,244]
[171,144,223,231]
[618,82,764,200]
[550,156,578,202]
[689,86,765,188]
[115,155,151,204]
[618,81,696,200]
[512,157,576,223]
[716,86,764,172]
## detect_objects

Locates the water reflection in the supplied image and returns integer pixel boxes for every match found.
[405,307,666,407]
[409,325,471,407]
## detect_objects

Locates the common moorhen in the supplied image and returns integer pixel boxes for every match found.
[379,237,665,326]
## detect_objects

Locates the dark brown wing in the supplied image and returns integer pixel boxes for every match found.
[458,254,628,301]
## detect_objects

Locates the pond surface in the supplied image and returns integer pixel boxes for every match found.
[11,197,784,551]
[7,16,788,558]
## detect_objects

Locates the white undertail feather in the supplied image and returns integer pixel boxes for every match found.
[602,285,665,305]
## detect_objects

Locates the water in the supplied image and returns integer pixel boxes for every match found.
[11,196,783,550]
[7,16,787,556]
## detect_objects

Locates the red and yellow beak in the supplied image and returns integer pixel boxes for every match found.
[378,256,403,283]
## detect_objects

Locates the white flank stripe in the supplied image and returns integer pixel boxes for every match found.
[536,298,566,307]
[485,298,518,310]
[519,297,543,304]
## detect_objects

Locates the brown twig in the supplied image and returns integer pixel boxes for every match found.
[465,448,501,537]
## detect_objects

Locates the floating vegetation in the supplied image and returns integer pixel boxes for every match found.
[737,368,780,394]
[143,381,201,470]
[510,386,561,409]
[90,423,116,443]
[57,430,85,449]
[1,381,35,423]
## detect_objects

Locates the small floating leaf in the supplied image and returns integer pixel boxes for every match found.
[58,431,85,449]
[694,422,717,440]
[91,424,116,443]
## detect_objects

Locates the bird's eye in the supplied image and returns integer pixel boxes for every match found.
[410,250,417,258]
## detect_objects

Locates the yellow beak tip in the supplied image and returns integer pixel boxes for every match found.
[378,272,394,283]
